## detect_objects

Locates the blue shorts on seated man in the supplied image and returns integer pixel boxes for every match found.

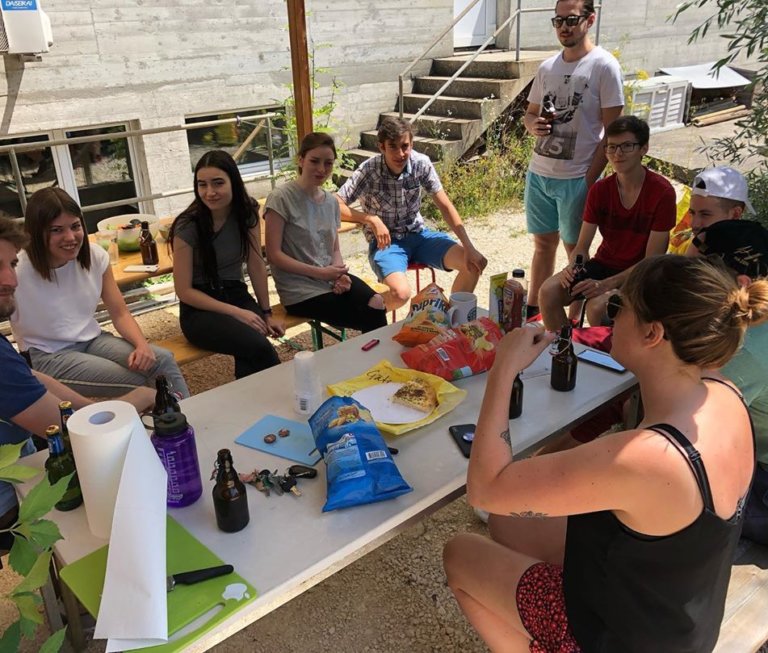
[368,228,456,281]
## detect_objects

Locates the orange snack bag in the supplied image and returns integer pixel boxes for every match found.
[393,283,451,347]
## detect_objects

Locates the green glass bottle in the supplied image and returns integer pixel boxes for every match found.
[58,400,74,455]
[45,425,83,511]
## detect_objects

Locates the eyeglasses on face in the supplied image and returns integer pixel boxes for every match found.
[550,14,589,28]
[606,293,623,321]
[604,142,641,155]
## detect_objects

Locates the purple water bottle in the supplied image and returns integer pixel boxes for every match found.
[151,412,203,508]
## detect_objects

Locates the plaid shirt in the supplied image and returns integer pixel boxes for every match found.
[337,150,442,240]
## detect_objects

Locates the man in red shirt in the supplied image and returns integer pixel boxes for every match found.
[539,115,676,330]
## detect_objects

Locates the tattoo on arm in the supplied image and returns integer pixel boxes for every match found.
[500,429,511,446]
[509,511,549,519]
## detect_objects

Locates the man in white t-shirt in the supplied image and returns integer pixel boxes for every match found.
[523,0,624,319]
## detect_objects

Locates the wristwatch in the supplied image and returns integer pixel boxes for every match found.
[262,308,273,316]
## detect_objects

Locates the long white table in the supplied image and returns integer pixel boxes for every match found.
[23,321,637,651]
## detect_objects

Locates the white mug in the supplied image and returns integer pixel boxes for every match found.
[447,292,477,326]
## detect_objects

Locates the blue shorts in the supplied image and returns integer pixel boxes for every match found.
[525,171,587,245]
[368,228,456,281]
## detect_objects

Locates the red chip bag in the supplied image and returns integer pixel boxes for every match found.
[392,283,451,347]
[401,317,503,380]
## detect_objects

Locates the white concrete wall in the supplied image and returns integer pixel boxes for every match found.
[498,0,750,76]
[0,0,752,217]
[0,0,453,215]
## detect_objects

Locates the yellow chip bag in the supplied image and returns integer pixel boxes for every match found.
[393,283,451,346]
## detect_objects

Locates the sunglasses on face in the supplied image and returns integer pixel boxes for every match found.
[604,142,641,155]
[606,293,623,321]
[551,14,589,28]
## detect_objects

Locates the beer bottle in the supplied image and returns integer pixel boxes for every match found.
[58,400,74,455]
[541,99,557,123]
[551,325,578,392]
[139,221,159,266]
[569,254,588,300]
[154,375,180,415]
[212,449,249,533]
[509,374,524,419]
[45,425,83,511]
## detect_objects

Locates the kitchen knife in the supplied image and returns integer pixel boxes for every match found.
[166,564,234,592]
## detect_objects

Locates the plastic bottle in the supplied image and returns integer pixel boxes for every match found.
[139,220,159,266]
[212,449,249,533]
[151,412,203,508]
[45,425,83,511]
[509,374,524,419]
[551,325,578,392]
[502,269,528,331]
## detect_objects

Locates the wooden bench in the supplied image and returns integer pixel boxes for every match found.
[715,541,768,652]
[156,304,347,366]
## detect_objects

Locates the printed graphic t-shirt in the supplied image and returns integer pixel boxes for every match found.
[528,46,624,179]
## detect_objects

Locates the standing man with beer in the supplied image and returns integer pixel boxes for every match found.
[523,0,624,319]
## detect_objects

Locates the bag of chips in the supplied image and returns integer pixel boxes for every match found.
[401,317,503,380]
[308,396,413,512]
[392,283,451,346]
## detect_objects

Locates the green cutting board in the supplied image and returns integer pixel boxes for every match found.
[59,516,257,652]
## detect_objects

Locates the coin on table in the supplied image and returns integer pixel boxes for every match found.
[263,433,277,444]
[278,428,290,438]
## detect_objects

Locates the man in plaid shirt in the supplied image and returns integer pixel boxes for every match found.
[337,117,487,310]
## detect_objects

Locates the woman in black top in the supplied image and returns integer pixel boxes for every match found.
[169,151,284,379]
[444,255,767,652]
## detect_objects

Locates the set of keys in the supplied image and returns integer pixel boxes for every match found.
[239,464,317,498]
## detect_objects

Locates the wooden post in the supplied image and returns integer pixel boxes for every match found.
[286,0,313,143]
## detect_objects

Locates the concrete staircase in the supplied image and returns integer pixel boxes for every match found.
[343,50,558,171]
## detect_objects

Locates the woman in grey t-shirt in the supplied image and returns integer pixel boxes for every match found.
[264,133,387,334]
[169,150,282,379]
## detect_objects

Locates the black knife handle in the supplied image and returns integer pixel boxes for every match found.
[174,564,234,585]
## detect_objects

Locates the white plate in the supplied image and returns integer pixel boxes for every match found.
[351,382,434,424]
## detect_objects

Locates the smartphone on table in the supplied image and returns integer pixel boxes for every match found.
[576,349,626,373]
[449,424,476,458]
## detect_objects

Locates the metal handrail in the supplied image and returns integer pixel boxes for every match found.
[0,112,284,214]
[398,1,603,121]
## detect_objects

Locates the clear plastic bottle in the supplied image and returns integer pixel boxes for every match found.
[151,412,203,508]
[503,269,528,331]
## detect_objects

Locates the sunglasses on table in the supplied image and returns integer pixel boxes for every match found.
[551,14,590,28]
[604,142,641,155]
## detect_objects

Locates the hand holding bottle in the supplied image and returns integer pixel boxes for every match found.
[490,326,555,383]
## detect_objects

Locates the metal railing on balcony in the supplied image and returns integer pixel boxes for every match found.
[398,0,603,121]
[0,112,284,216]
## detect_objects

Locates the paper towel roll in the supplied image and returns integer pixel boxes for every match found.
[67,401,145,539]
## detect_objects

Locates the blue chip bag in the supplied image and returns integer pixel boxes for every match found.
[309,396,413,512]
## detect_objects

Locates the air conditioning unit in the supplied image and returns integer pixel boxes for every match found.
[0,0,53,55]
[626,76,691,134]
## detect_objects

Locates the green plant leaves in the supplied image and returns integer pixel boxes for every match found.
[0,463,41,484]
[8,536,38,576]
[0,622,21,653]
[12,549,52,595]
[18,472,73,523]
[0,442,24,470]
[39,628,66,653]
[11,592,43,625]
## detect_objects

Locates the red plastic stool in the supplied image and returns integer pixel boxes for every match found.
[391,263,437,321]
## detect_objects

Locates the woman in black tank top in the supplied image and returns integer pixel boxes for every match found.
[444,255,768,652]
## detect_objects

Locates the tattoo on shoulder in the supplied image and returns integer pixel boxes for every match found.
[509,511,549,519]
[499,429,511,446]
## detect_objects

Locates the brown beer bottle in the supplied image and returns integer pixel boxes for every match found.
[154,375,180,416]
[551,325,578,392]
[570,254,587,299]
[509,374,524,419]
[139,221,159,265]
[212,449,249,533]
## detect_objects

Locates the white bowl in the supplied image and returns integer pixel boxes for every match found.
[97,215,159,252]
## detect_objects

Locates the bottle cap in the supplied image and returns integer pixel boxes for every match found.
[512,269,525,278]
[141,220,150,229]
[153,412,188,437]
